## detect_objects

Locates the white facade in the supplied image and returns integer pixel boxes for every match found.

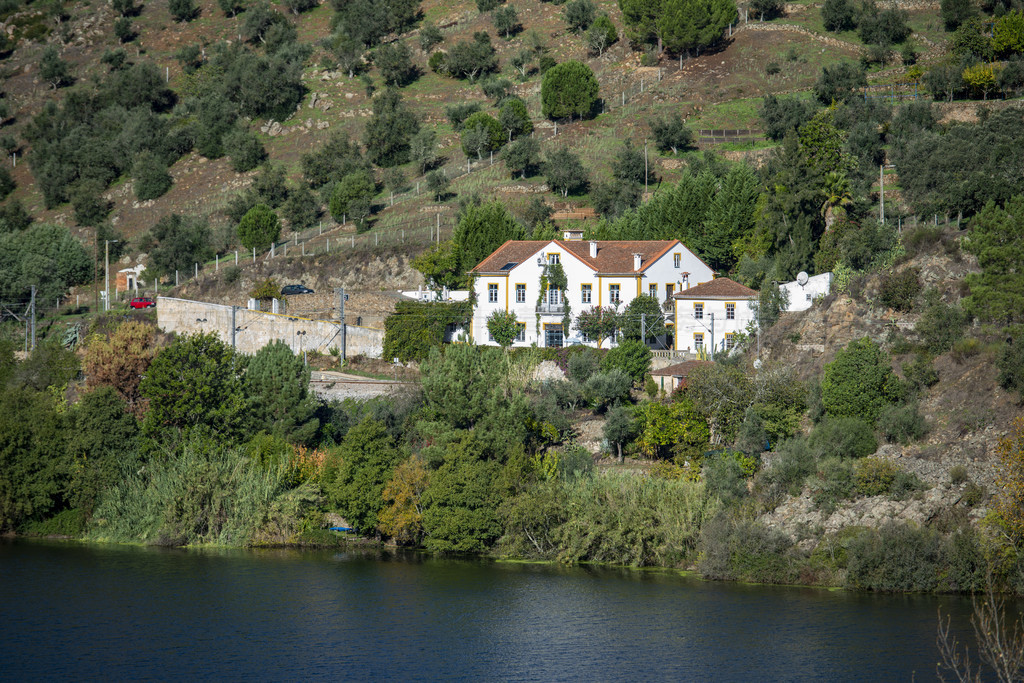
[780,272,832,312]
[471,240,714,348]
[673,278,758,357]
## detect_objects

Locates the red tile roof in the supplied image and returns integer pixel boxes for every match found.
[673,277,757,300]
[472,241,549,273]
[471,240,689,274]
[651,360,712,376]
[559,240,678,274]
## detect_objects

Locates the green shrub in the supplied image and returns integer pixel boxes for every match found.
[809,456,855,511]
[703,451,754,505]
[500,470,715,566]
[951,337,983,363]
[821,337,903,423]
[89,438,311,546]
[169,0,199,21]
[0,166,14,200]
[329,170,376,222]
[583,369,632,412]
[948,465,969,486]
[756,437,816,502]
[903,353,939,392]
[916,295,966,353]
[903,225,943,253]
[809,416,878,459]
[567,349,599,383]
[132,150,172,201]
[889,469,926,500]
[845,523,946,592]
[600,339,651,385]
[557,443,593,478]
[877,402,928,444]
[962,481,986,507]
[698,513,798,583]
[428,50,447,73]
[237,204,280,251]
[22,508,86,537]
[997,337,1024,401]
[734,407,769,455]
[853,457,897,496]
[222,265,242,284]
[224,127,267,172]
[879,267,921,312]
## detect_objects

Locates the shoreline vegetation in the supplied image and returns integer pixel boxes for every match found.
[3,327,1023,597]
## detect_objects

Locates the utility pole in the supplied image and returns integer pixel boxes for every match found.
[879,164,885,224]
[93,229,100,314]
[230,305,237,349]
[709,312,715,361]
[641,313,646,345]
[644,140,649,194]
[104,239,118,311]
[336,287,346,363]
[29,285,36,351]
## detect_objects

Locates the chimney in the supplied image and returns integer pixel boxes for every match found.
[589,241,598,258]
[633,253,642,271]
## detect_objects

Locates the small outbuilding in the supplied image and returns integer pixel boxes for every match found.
[651,360,712,393]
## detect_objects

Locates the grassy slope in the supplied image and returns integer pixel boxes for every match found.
[1,0,945,250]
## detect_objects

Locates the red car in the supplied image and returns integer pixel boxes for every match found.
[129,297,156,309]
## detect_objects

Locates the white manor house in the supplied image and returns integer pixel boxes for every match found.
[469,234,760,354]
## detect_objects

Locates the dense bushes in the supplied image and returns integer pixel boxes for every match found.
[879,268,921,311]
[89,438,318,546]
[821,337,902,423]
[699,514,799,583]
[845,523,984,592]
[500,471,717,566]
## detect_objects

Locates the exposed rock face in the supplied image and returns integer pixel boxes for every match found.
[760,484,987,548]
[748,239,1011,543]
[533,360,565,383]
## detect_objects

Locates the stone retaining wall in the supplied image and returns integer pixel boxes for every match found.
[156,297,384,358]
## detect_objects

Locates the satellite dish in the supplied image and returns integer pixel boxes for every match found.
[796,271,809,286]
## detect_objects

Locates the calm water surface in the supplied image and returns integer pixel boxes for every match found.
[0,539,982,681]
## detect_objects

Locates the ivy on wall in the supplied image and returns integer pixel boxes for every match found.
[383,300,473,362]
[535,262,571,336]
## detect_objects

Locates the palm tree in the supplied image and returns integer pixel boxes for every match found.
[821,171,853,231]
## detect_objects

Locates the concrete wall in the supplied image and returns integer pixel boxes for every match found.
[156,297,383,358]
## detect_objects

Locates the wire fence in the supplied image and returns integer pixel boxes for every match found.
[153,212,458,294]
[859,83,923,103]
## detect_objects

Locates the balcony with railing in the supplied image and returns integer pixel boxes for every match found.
[536,302,565,315]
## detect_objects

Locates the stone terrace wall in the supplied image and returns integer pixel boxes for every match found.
[157,297,383,358]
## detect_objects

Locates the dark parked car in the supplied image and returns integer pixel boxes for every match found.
[281,284,314,295]
[129,297,156,309]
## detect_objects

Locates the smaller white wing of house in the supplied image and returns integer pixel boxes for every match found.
[673,277,758,357]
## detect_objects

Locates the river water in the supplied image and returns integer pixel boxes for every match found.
[0,539,984,681]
